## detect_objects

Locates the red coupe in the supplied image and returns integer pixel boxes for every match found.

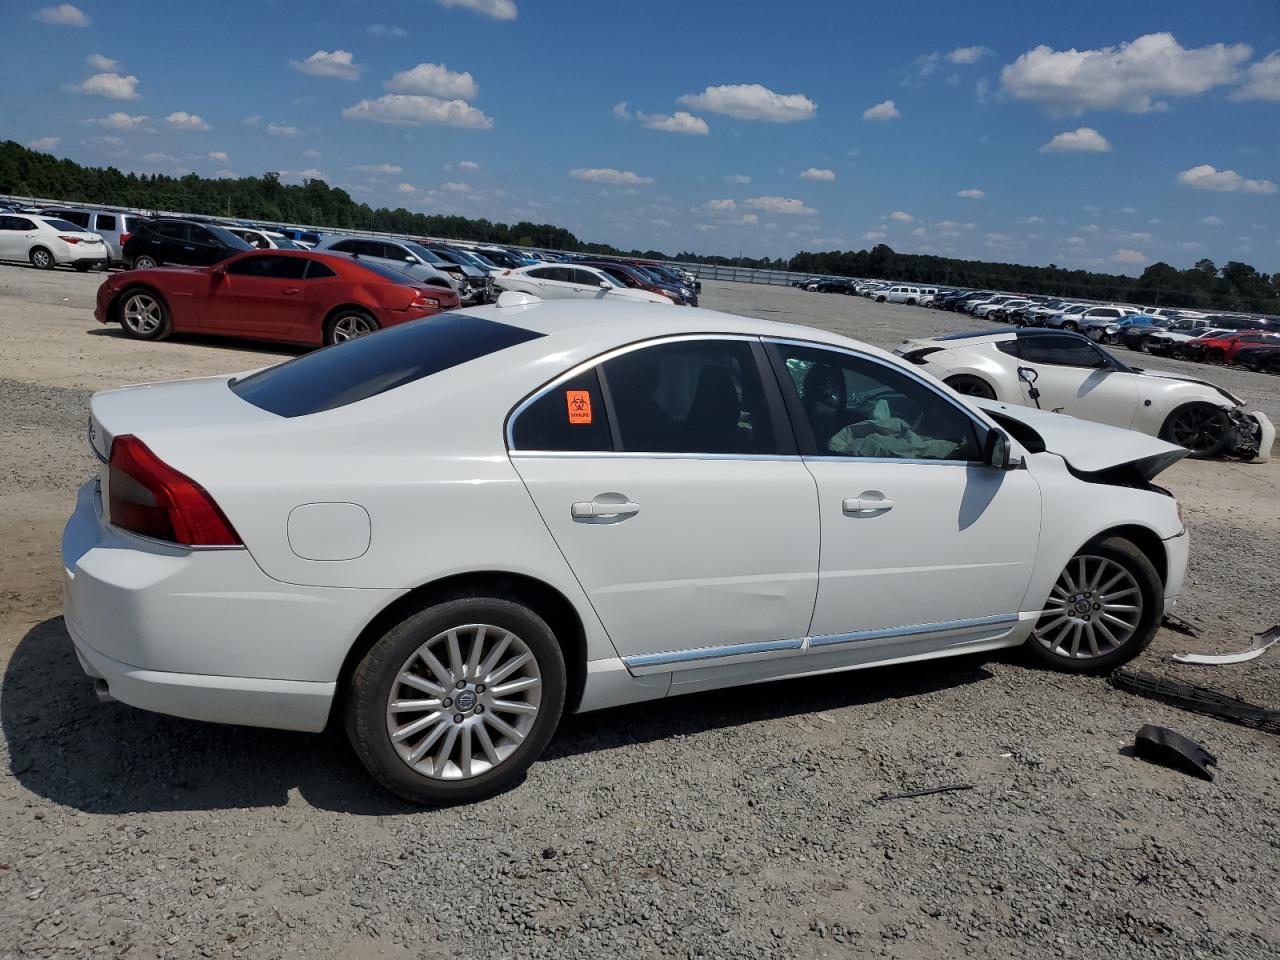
[95,250,459,348]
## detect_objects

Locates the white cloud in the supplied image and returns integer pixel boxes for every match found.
[292,49,361,81]
[87,111,148,130]
[1040,126,1112,153]
[863,99,900,120]
[611,101,631,120]
[267,121,303,137]
[34,4,89,26]
[441,181,471,192]
[1181,241,1201,251]
[85,54,119,71]
[243,115,261,126]
[74,73,140,100]
[397,182,416,193]
[723,174,751,184]
[863,231,887,242]
[213,168,239,178]
[1065,236,1087,246]
[638,110,709,135]
[280,168,326,182]
[911,226,927,237]
[1111,248,1149,265]
[1001,32,1251,114]
[703,199,738,211]
[303,148,322,158]
[366,24,410,38]
[433,0,517,20]
[677,83,816,122]
[799,167,836,181]
[693,223,719,233]
[1177,163,1276,194]
[208,151,229,162]
[745,196,816,215]
[740,213,759,225]
[387,63,477,100]
[142,152,181,165]
[27,136,60,151]
[1231,50,1280,101]
[1080,223,1101,234]
[956,188,985,199]
[570,168,654,185]
[1119,206,1138,213]
[948,45,992,65]
[458,160,480,171]
[1025,215,1045,224]
[888,210,914,222]
[354,163,402,174]
[342,95,493,129]
[167,111,210,131]
[1199,215,1224,226]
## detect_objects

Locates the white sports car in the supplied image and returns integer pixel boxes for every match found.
[66,301,1191,804]
[897,328,1274,461]
[495,264,671,304]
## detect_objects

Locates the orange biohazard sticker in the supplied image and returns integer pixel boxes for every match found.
[565,390,593,425]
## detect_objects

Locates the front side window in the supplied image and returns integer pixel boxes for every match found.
[510,369,612,452]
[775,343,980,462]
[1018,335,1109,369]
[225,254,308,279]
[601,339,775,455]
[526,267,557,280]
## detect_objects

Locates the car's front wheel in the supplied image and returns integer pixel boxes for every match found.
[347,596,566,805]
[131,254,158,270]
[1026,537,1162,673]
[118,288,172,340]
[1062,320,1078,331]
[1160,402,1232,459]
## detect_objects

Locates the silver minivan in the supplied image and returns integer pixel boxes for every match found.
[42,207,151,267]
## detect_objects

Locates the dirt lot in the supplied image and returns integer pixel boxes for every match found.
[1,267,1278,960]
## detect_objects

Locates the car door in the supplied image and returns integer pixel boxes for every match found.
[766,339,1040,657]
[523,267,575,298]
[146,221,189,261]
[1013,334,1140,428]
[185,225,229,266]
[204,254,309,337]
[0,216,23,259]
[509,336,820,681]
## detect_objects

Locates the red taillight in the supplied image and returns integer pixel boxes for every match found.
[120,232,132,247]
[107,435,241,546]
[59,235,82,244]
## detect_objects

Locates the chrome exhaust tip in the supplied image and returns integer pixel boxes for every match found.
[93,678,115,703]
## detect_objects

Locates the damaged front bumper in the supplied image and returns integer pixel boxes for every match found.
[1228,408,1275,463]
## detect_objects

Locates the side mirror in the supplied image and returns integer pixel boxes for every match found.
[983,429,1016,470]
[210,263,227,278]
[599,281,611,289]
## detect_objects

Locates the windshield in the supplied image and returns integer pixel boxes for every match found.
[401,241,447,265]
[271,234,303,249]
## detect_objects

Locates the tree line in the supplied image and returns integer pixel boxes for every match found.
[1,141,1274,313]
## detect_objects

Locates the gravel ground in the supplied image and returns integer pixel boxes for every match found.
[1,266,1278,960]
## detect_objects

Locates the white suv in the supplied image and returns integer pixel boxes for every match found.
[883,285,924,305]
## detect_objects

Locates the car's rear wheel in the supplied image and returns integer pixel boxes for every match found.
[1062,320,1078,331]
[1160,402,1232,459]
[1267,356,1280,375]
[118,288,172,341]
[29,247,54,270]
[1025,537,1161,673]
[131,254,158,270]
[875,295,886,303]
[347,596,566,805]
[325,309,380,345]
[1204,348,1225,365]
[944,375,997,400]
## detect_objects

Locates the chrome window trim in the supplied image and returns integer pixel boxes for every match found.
[509,450,803,462]
[504,332,768,454]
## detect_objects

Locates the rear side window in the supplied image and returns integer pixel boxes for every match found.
[42,218,84,232]
[230,314,543,417]
[510,369,612,452]
[304,259,336,279]
[95,214,117,231]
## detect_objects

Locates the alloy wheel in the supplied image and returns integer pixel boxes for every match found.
[1165,405,1226,453]
[122,293,162,336]
[385,623,543,781]
[1034,555,1143,659]
[331,314,377,342]
[31,249,52,268]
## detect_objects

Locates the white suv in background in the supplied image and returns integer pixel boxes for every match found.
[36,206,146,267]
[883,285,924,305]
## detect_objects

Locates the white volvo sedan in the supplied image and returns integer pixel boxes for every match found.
[64,300,1190,804]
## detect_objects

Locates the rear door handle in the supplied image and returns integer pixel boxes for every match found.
[282,287,301,295]
[842,495,895,513]
[572,499,640,519]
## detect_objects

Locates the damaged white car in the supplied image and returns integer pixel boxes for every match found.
[897,328,1274,461]
[66,302,1192,804]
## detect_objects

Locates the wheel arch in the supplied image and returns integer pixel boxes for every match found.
[1080,524,1167,588]
[328,570,589,730]
[322,302,378,335]
[110,283,171,324]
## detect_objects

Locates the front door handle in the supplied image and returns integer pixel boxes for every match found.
[282,286,301,295]
[842,494,895,513]
[572,498,640,519]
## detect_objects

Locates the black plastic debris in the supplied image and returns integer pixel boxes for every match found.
[876,783,974,802]
[1161,612,1202,638]
[1111,669,1280,735]
[1133,724,1217,781]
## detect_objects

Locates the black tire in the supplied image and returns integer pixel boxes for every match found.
[324,308,380,346]
[1061,320,1078,332]
[131,254,158,270]
[29,246,54,270]
[906,298,917,306]
[346,596,566,805]
[1138,335,1157,353]
[944,374,997,400]
[1160,402,1232,459]
[1267,357,1280,376]
[116,287,173,341]
[1024,536,1163,674]
[1203,349,1225,365]
[73,262,92,273]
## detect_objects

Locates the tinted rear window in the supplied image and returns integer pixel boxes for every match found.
[229,314,543,417]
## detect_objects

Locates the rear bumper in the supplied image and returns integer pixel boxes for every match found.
[62,478,402,732]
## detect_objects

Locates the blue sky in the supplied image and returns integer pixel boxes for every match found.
[4,0,1278,274]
